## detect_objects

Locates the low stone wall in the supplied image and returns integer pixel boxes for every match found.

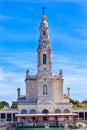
[0,123,12,130]
[0,127,6,130]
[0,122,9,127]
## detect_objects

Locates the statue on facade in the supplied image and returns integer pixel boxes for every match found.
[17,88,20,98]
[59,69,63,78]
[26,70,29,79]
[67,87,70,97]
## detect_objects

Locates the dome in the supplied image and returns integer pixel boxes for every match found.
[41,15,46,21]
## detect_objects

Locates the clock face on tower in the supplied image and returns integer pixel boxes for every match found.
[42,41,47,48]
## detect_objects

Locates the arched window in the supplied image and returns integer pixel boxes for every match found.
[64,109,70,113]
[21,109,27,114]
[43,31,45,35]
[55,109,61,113]
[43,84,47,95]
[30,109,36,114]
[43,54,46,64]
[42,109,49,114]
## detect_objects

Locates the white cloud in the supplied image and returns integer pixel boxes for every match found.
[0,26,38,42]
[0,14,34,23]
[0,67,23,81]
[52,54,87,101]
[0,50,87,103]
[0,51,37,104]
[50,29,87,46]
[2,52,37,72]
[23,7,34,11]
[0,66,26,104]
[75,26,87,39]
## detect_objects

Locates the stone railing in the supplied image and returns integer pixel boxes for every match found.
[56,102,72,105]
[73,108,87,110]
[73,108,87,112]
[26,75,37,80]
[18,102,37,105]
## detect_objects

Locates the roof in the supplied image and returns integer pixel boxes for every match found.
[15,113,78,118]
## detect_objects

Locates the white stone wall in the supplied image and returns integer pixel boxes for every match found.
[18,104,37,114]
[37,76,52,104]
[18,103,73,114]
[26,79,37,103]
[52,79,63,103]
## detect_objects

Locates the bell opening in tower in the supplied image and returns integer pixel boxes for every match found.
[43,31,45,36]
[43,54,46,64]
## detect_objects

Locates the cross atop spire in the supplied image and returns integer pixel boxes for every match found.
[41,7,46,21]
[42,7,45,15]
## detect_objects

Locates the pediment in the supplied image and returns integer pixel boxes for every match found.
[43,102,51,105]
[38,101,54,105]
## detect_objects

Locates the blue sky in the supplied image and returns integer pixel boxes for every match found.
[0,0,87,105]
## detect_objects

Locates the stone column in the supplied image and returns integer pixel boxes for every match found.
[5,113,7,122]
[11,113,13,122]
[78,112,79,121]
[84,112,85,121]
[18,117,20,122]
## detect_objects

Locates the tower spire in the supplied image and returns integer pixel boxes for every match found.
[42,7,45,15]
[41,7,46,21]
[38,8,52,77]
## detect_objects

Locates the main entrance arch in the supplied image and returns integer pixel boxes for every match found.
[42,109,49,114]
[42,109,49,120]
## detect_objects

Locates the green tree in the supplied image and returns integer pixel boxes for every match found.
[0,102,3,109]
[70,98,79,105]
[70,98,75,104]
[0,101,9,109]
[11,101,18,109]
[82,99,87,104]
[70,98,87,108]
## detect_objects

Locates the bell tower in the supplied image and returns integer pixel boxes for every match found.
[37,7,52,77]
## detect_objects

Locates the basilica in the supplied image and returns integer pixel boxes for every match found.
[16,9,77,123]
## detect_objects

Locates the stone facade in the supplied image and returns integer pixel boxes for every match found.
[17,12,72,115]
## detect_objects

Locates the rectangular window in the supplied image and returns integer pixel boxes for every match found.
[79,112,84,120]
[1,113,5,119]
[13,113,17,121]
[1,113,5,121]
[7,113,11,121]
[85,112,87,120]
[43,54,46,64]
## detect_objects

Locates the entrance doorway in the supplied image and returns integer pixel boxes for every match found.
[42,109,49,120]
